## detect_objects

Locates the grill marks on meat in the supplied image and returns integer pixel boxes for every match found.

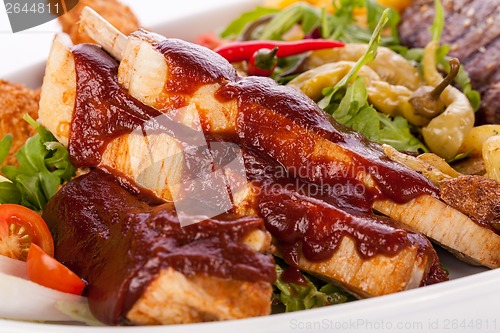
[43,169,275,325]
[399,0,500,124]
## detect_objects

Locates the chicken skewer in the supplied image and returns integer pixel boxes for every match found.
[43,168,275,325]
[72,8,500,269]
[39,29,433,300]
[39,8,449,302]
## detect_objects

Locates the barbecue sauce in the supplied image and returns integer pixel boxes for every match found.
[63,40,448,323]
[43,169,275,325]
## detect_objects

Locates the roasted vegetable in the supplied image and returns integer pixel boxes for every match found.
[420,40,474,160]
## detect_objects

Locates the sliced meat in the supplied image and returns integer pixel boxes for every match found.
[43,169,275,325]
[39,30,443,299]
[398,0,500,124]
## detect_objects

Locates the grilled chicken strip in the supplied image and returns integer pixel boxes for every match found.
[39,28,440,299]
[70,10,499,270]
[38,9,450,299]
[43,169,275,325]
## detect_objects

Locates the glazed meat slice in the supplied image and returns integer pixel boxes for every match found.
[43,169,275,325]
[398,0,500,124]
[82,21,498,268]
[38,30,445,297]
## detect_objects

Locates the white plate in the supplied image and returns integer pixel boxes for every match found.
[1,1,499,332]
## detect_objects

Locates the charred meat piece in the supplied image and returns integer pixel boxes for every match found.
[99,25,497,268]
[440,175,500,233]
[43,169,275,325]
[0,80,39,167]
[398,0,500,124]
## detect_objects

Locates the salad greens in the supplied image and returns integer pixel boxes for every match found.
[0,115,76,211]
[273,261,354,312]
[319,9,427,152]
[220,0,479,155]
[221,6,280,39]
[398,0,479,111]
[323,0,400,46]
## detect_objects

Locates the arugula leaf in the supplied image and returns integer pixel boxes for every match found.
[323,76,427,153]
[365,0,400,45]
[319,8,389,109]
[327,77,380,142]
[430,0,445,43]
[259,3,321,40]
[273,262,353,312]
[326,0,364,40]
[0,115,76,210]
[220,6,279,39]
[379,115,428,152]
[0,176,21,204]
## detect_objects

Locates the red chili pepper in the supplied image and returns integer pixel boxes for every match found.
[214,39,344,63]
[247,46,278,77]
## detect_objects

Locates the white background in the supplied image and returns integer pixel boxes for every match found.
[0,0,234,76]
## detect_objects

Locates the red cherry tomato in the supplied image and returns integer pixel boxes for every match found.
[0,204,54,260]
[26,243,86,295]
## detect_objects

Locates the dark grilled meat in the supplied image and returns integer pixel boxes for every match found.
[398,0,500,124]
[440,175,500,233]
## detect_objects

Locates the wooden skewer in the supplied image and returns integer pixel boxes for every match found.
[80,6,128,61]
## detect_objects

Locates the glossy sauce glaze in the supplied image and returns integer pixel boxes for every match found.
[43,169,275,325]
[65,39,447,306]
[241,150,447,286]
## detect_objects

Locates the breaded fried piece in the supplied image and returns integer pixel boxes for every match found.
[0,80,39,166]
[59,0,139,45]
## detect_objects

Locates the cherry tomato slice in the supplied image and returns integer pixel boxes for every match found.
[0,204,54,260]
[27,243,86,295]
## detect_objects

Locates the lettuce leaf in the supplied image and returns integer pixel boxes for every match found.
[319,8,389,109]
[273,262,354,312]
[0,115,76,210]
[220,6,280,39]
[379,115,428,152]
[430,0,445,43]
[259,3,322,40]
